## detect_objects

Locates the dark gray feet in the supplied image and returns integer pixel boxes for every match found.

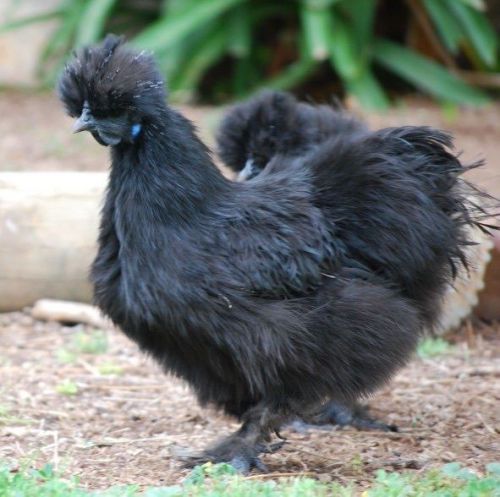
[183,435,286,473]
[318,401,398,431]
[290,401,398,432]
[182,404,289,473]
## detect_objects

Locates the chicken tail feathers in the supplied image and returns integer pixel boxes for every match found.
[308,126,496,328]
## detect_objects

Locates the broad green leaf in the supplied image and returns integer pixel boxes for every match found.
[423,0,463,53]
[232,56,257,97]
[162,0,195,15]
[445,0,498,67]
[250,4,295,24]
[154,1,206,82]
[301,2,333,60]
[170,27,227,94]
[38,0,87,83]
[340,0,376,47]
[253,57,317,93]
[227,4,251,58]
[301,0,341,7]
[458,0,486,10]
[75,0,117,46]
[486,462,500,476]
[373,39,489,105]
[133,0,244,52]
[329,12,361,80]
[347,70,389,110]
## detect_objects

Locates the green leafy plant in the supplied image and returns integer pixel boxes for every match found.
[56,329,108,364]
[0,405,33,426]
[1,0,498,108]
[97,361,124,376]
[417,337,453,359]
[70,329,108,355]
[55,379,79,396]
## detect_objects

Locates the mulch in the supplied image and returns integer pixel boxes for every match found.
[1,311,498,490]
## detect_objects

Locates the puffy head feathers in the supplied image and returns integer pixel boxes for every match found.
[58,34,166,120]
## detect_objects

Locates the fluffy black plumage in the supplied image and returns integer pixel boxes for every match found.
[58,36,489,472]
[217,90,367,180]
[217,92,487,331]
[217,92,398,432]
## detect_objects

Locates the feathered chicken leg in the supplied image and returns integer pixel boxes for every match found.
[186,403,290,473]
[307,401,397,432]
[286,401,397,433]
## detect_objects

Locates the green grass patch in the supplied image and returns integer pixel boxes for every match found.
[71,330,108,355]
[55,380,79,396]
[417,337,452,359]
[97,361,124,376]
[57,329,109,364]
[0,405,33,426]
[1,462,499,497]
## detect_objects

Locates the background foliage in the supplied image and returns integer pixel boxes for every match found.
[2,0,500,108]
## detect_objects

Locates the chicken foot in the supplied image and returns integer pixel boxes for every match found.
[185,403,289,473]
[290,401,398,433]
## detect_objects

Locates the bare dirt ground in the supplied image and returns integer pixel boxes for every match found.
[0,91,499,489]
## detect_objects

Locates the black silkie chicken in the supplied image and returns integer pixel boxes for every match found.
[217,90,367,181]
[58,36,488,472]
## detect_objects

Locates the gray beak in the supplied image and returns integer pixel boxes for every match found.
[237,159,257,182]
[73,105,95,133]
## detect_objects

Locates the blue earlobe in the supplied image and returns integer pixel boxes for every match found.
[131,123,142,139]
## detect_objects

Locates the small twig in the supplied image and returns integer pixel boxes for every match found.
[367,458,425,470]
[77,358,100,376]
[476,413,496,434]
[291,446,344,467]
[348,430,425,438]
[32,299,111,329]
[464,368,500,378]
[15,408,69,419]
[93,436,173,446]
[92,384,166,390]
[53,431,59,471]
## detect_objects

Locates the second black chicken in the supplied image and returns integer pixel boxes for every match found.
[217,90,368,180]
[218,91,398,432]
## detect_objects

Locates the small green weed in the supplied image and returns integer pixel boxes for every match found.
[0,406,33,426]
[97,362,124,376]
[55,380,79,396]
[417,337,452,359]
[440,102,460,124]
[71,329,108,355]
[367,464,500,497]
[57,329,109,363]
[56,348,77,364]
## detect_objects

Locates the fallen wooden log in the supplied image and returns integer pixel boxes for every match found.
[0,172,496,334]
[476,232,500,321]
[0,172,106,311]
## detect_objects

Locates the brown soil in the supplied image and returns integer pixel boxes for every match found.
[0,91,499,489]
